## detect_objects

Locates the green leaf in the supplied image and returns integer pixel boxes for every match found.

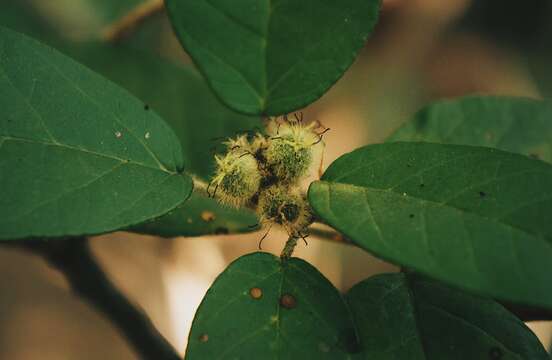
[66,43,260,236]
[0,27,192,240]
[135,192,257,237]
[308,142,552,308]
[186,252,354,359]
[388,96,552,163]
[165,0,381,115]
[347,272,548,359]
[185,252,547,359]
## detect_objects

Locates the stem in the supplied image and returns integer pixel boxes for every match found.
[280,236,299,259]
[192,175,209,196]
[308,225,352,245]
[101,0,165,42]
[23,238,181,360]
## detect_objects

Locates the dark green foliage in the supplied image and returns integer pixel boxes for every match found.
[389,96,552,163]
[309,142,552,308]
[165,0,381,115]
[186,252,547,359]
[1,1,551,358]
[68,44,261,237]
[0,27,192,239]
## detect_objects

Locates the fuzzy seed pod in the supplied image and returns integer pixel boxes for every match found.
[210,151,261,208]
[265,120,323,184]
[257,186,313,236]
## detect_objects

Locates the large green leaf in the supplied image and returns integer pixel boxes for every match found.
[186,252,355,359]
[185,252,547,359]
[165,0,381,115]
[66,44,260,236]
[347,272,548,359]
[0,27,192,240]
[0,4,260,236]
[308,142,552,308]
[388,96,552,163]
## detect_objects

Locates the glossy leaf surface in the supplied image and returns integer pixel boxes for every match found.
[0,27,192,239]
[66,43,260,237]
[166,0,381,115]
[309,142,552,308]
[186,252,547,359]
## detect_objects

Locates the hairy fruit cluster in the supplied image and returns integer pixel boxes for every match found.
[209,150,261,208]
[209,114,327,240]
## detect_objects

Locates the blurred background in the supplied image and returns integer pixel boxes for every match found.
[1,0,551,358]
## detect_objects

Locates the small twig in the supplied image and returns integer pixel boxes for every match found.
[192,175,209,196]
[280,236,299,259]
[102,0,165,43]
[308,225,352,246]
[19,238,181,360]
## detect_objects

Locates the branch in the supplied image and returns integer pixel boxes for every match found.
[308,225,352,245]
[280,236,299,259]
[22,238,181,360]
[102,0,165,43]
[192,175,209,196]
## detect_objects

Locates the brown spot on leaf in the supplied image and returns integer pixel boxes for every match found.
[249,287,263,299]
[201,211,216,222]
[199,334,209,343]
[279,294,296,309]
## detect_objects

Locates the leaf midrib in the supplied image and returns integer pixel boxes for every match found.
[0,135,176,174]
[30,46,173,173]
[0,37,175,174]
